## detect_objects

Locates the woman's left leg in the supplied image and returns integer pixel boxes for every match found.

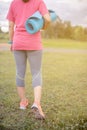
[13,50,28,109]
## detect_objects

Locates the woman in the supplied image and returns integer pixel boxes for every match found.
[6,0,51,119]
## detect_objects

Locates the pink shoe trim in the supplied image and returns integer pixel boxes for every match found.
[20,99,29,109]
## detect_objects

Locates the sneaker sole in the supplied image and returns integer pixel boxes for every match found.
[20,106,26,110]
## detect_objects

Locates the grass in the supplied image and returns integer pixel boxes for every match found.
[43,39,87,49]
[0,46,87,130]
[0,33,9,43]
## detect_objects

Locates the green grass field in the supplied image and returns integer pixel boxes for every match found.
[43,39,87,49]
[0,39,87,130]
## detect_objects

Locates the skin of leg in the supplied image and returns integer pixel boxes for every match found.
[17,87,26,102]
[34,86,42,105]
[34,86,45,117]
[13,50,27,102]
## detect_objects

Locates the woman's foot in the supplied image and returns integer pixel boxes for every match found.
[20,99,29,110]
[31,102,45,120]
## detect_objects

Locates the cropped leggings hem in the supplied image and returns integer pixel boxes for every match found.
[13,50,42,88]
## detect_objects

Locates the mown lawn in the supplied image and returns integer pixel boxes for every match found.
[0,46,87,130]
[43,39,87,49]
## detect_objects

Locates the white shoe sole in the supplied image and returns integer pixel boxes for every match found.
[20,106,26,110]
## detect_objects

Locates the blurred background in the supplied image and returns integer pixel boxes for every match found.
[0,0,87,42]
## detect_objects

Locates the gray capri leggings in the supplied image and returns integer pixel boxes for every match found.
[13,50,42,87]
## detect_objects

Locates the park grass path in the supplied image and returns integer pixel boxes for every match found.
[0,43,87,54]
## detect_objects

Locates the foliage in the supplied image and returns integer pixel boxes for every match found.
[42,20,87,41]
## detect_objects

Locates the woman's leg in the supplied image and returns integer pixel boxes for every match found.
[27,50,42,103]
[27,50,45,118]
[13,50,27,102]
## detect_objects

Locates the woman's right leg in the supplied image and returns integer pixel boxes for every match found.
[13,51,27,104]
[27,50,45,119]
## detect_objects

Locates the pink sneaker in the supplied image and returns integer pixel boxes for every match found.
[20,99,29,110]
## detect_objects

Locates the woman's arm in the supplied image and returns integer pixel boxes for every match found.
[8,21,15,42]
[42,13,51,30]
